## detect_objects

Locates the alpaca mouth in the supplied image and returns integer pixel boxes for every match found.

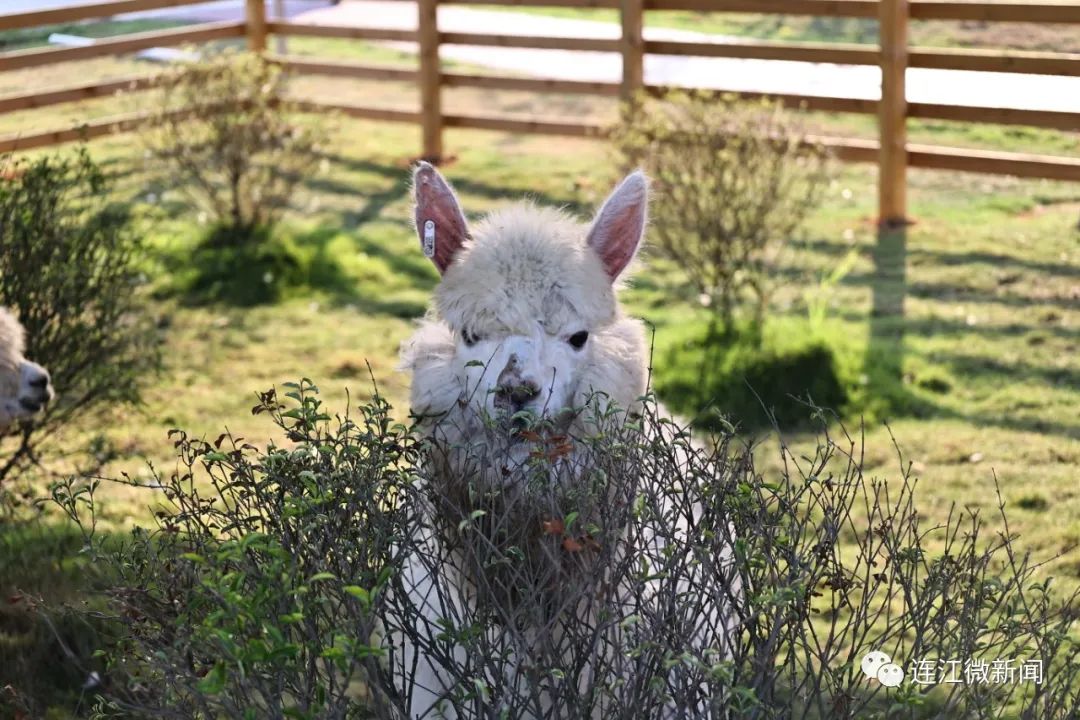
[502,407,575,443]
[18,397,43,413]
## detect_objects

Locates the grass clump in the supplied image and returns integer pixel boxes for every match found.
[650,315,860,431]
[166,227,315,307]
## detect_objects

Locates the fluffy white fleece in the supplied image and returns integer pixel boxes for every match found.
[0,307,27,406]
[401,201,648,441]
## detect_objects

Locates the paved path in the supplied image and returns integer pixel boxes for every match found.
[2,1,331,22]
[292,0,1080,113]
[6,0,1077,113]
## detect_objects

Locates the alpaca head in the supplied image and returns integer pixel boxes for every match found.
[0,307,54,433]
[403,163,649,434]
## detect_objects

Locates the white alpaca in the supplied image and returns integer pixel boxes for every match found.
[0,307,54,434]
[402,165,649,454]
[397,164,741,719]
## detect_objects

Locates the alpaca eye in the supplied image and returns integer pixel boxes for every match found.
[568,331,589,349]
[462,328,482,347]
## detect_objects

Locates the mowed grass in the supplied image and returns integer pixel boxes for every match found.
[9,110,1076,574]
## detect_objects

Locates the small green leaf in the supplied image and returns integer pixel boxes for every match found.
[197,664,226,695]
[320,646,345,660]
[344,585,371,608]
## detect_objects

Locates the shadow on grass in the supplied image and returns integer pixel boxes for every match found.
[299,223,433,318]
[651,319,852,433]
[865,225,1080,439]
[139,153,589,314]
[651,226,938,433]
[0,519,118,718]
[831,309,1080,342]
[151,218,431,315]
[942,351,1080,391]
[313,154,592,219]
[798,236,1080,280]
[866,223,914,413]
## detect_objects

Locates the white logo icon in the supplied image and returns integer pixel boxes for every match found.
[861,651,905,687]
[877,662,904,687]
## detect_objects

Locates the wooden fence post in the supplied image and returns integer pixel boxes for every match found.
[418,0,443,162]
[878,0,909,225]
[245,0,267,53]
[619,0,644,106]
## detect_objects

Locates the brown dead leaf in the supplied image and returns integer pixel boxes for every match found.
[542,518,565,535]
[562,537,585,552]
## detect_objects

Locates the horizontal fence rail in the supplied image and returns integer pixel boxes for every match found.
[0,21,245,72]
[0,0,209,31]
[0,0,1078,222]
[0,75,158,114]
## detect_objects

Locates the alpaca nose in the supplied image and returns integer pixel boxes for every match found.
[20,363,53,411]
[29,371,50,391]
[495,379,540,412]
[494,355,540,412]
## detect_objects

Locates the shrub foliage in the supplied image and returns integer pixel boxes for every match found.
[611,91,831,332]
[52,382,1079,719]
[0,148,158,492]
[137,50,326,245]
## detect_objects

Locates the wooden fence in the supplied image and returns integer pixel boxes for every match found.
[1,0,1079,224]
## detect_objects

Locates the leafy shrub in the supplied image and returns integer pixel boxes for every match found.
[137,50,327,246]
[611,91,831,333]
[52,382,1079,719]
[52,381,411,719]
[0,147,159,492]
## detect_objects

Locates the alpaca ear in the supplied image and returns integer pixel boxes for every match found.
[414,162,470,274]
[586,171,648,281]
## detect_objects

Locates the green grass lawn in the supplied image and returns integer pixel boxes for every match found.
[0,18,185,52]
[6,110,1075,569]
[0,20,1078,719]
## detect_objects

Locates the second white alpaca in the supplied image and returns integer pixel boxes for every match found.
[0,307,54,433]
